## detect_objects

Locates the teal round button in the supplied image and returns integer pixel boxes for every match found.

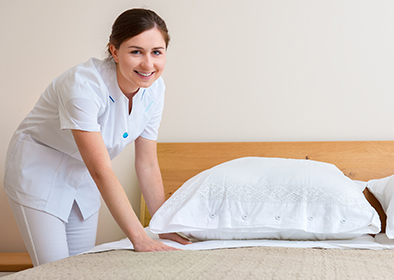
[123,132,129,138]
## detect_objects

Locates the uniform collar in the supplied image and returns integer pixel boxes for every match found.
[102,60,147,103]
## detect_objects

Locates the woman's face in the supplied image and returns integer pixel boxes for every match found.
[111,27,167,95]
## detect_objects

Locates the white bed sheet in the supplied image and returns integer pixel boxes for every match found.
[85,228,394,254]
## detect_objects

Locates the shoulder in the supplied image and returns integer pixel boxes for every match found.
[53,58,113,101]
[151,76,166,90]
[62,58,111,86]
[152,76,165,90]
[145,77,165,101]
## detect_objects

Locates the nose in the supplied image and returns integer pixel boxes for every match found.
[141,54,153,69]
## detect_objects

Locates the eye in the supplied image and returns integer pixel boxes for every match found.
[131,50,141,55]
[152,50,162,56]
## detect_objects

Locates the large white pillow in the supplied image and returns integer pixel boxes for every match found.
[367,175,394,238]
[150,157,380,240]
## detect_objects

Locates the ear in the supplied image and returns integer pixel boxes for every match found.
[109,44,119,63]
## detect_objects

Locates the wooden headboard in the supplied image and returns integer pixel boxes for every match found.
[140,141,394,230]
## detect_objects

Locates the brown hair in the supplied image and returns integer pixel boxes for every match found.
[107,8,170,59]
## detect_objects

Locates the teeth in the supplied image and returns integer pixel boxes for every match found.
[137,71,152,77]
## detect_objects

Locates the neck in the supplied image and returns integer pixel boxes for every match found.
[123,87,140,100]
[116,64,140,99]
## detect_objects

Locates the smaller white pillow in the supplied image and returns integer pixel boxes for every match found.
[150,157,380,240]
[367,175,394,238]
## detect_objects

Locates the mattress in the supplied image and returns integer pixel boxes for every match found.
[5,243,394,280]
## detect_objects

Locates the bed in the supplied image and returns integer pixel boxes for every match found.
[5,141,394,280]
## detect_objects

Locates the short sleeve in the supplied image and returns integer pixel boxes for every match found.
[140,96,164,140]
[60,97,101,131]
[57,64,107,132]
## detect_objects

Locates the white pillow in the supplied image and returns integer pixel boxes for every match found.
[367,175,394,238]
[150,157,380,240]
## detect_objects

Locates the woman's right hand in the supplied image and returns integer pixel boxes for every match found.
[132,236,181,252]
[72,130,177,253]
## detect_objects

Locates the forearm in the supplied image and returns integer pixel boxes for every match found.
[72,130,185,251]
[93,169,148,243]
[71,130,147,244]
[135,160,166,216]
[134,137,166,217]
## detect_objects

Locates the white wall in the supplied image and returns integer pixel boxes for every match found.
[1,0,394,252]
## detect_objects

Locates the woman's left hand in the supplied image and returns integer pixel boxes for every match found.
[159,233,192,245]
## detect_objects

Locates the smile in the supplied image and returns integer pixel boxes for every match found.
[135,71,154,77]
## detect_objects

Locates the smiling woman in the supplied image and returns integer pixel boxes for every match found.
[3,8,189,268]
[107,9,169,99]
[110,28,167,104]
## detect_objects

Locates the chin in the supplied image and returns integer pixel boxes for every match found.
[136,78,159,88]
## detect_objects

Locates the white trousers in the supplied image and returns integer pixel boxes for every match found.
[8,198,99,266]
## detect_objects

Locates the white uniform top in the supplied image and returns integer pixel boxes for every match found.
[4,58,165,222]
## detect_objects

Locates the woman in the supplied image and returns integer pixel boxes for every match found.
[4,8,190,266]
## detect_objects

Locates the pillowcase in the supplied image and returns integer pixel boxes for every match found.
[367,175,394,238]
[150,157,380,240]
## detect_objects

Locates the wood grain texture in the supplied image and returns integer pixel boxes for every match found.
[0,253,33,272]
[140,141,394,228]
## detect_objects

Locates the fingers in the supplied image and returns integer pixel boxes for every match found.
[150,243,181,252]
[133,239,182,252]
[157,244,182,252]
[133,233,191,252]
[159,233,192,245]
[171,234,192,245]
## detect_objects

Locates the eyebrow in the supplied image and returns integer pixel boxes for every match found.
[128,46,165,50]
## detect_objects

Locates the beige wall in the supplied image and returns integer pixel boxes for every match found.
[1,0,394,252]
